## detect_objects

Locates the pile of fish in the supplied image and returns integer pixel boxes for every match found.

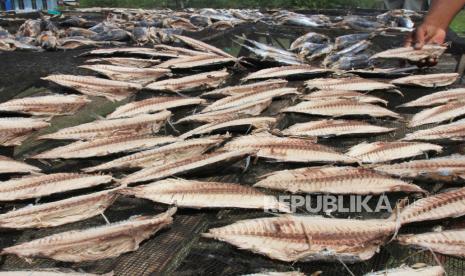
[0,7,463,276]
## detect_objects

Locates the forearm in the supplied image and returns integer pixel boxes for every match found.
[424,0,465,29]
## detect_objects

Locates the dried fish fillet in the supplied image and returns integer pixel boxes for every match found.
[203,87,299,112]
[120,150,252,185]
[243,272,306,276]
[32,135,177,159]
[282,99,402,119]
[391,73,459,88]
[255,166,424,195]
[364,265,445,276]
[145,69,229,93]
[399,187,465,224]
[203,215,396,262]
[397,229,465,257]
[0,94,90,116]
[0,155,40,174]
[179,117,276,139]
[408,101,465,127]
[79,64,170,85]
[83,136,226,172]
[202,79,288,98]
[107,97,205,119]
[0,188,119,229]
[374,154,465,181]
[346,141,442,163]
[370,45,447,62]
[1,208,175,262]
[399,88,465,107]
[0,270,113,276]
[0,173,113,201]
[83,47,182,58]
[39,111,171,140]
[403,119,465,141]
[42,75,142,102]
[177,99,272,124]
[282,119,395,138]
[120,178,290,212]
[302,90,388,105]
[224,134,355,163]
[305,77,398,92]
[172,34,234,58]
[86,57,161,68]
[0,117,50,146]
[157,54,235,70]
[242,65,331,81]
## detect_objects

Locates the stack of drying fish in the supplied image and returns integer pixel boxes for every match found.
[0,11,463,276]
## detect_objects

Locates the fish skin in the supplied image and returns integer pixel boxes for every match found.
[177,99,272,124]
[0,155,41,174]
[202,79,288,99]
[370,45,447,62]
[119,178,290,213]
[346,141,443,163]
[172,34,234,58]
[85,57,161,68]
[145,69,229,93]
[305,77,398,92]
[1,208,176,262]
[107,97,206,119]
[0,173,113,201]
[391,73,459,88]
[120,150,253,185]
[408,101,465,127]
[38,111,171,140]
[156,54,235,70]
[242,65,331,81]
[223,134,355,163]
[282,119,395,138]
[374,154,465,180]
[302,90,388,105]
[179,117,276,139]
[83,47,184,58]
[402,119,465,141]
[255,166,425,195]
[0,117,50,146]
[42,75,142,102]
[202,215,396,262]
[79,64,171,85]
[363,265,445,276]
[83,135,227,172]
[203,87,299,113]
[0,188,119,229]
[400,88,465,107]
[397,229,465,258]
[399,187,465,224]
[32,135,177,159]
[282,99,402,119]
[0,94,90,116]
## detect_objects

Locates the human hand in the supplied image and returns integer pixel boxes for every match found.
[404,23,446,67]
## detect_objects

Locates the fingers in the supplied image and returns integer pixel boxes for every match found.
[414,27,425,49]
[404,32,414,47]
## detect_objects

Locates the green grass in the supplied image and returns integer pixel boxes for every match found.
[451,10,465,35]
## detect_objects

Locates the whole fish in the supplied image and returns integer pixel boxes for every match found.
[120,150,253,185]
[364,265,445,276]
[255,166,424,195]
[180,117,276,139]
[0,173,113,201]
[299,43,333,61]
[370,45,447,62]
[172,34,234,58]
[79,64,171,85]
[305,77,399,93]
[335,33,372,50]
[85,57,161,68]
[32,135,177,159]
[242,65,331,81]
[145,69,229,93]
[239,43,302,65]
[290,32,330,51]
[156,54,235,70]
[397,229,465,258]
[120,178,290,212]
[42,75,142,102]
[83,135,226,172]
[0,188,119,229]
[0,117,50,146]
[223,134,355,163]
[346,141,442,163]
[282,99,402,119]
[282,119,395,138]
[323,40,371,67]
[391,73,459,88]
[302,90,388,105]
[39,111,171,140]
[0,155,40,174]
[107,97,206,119]
[403,119,465,141]
[0,94,90,116]
[203,215,396,262]
[409,101,465,127]
[399,88,465,107]
[1,208,175,262]
[202,79,288,98]
[330,54,373,70]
